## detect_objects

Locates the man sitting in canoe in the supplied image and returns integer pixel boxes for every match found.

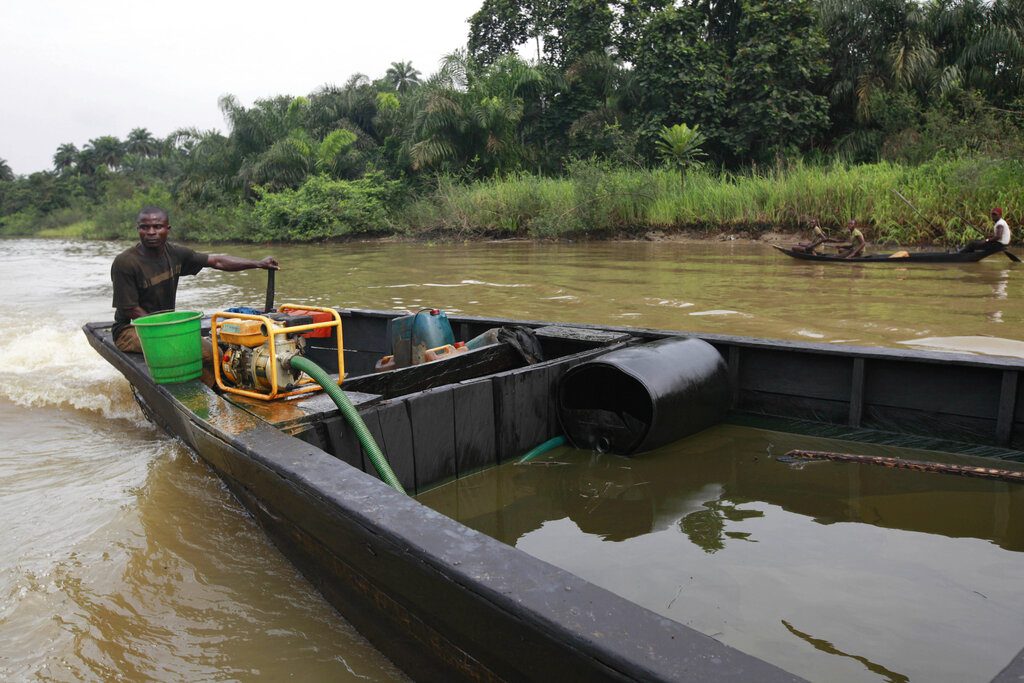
[111,206,279,384]
[834,220,866,258]
[790,222,833,254]
[959,207,1011,254]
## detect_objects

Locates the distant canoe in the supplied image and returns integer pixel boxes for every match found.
[772,245,998,263]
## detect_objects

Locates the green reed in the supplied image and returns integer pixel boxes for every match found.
[399,155,1022,245]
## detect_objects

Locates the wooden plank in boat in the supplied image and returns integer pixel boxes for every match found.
[343,343,522,399]
[358,408,388,483]
[323,415,362,469]
[740,392,850,426]
[494,366,554,463]
[407,387,457,490]
[862,405,997,446]
[533,325,632,344]
[375,402,417,493]
[865,360,1001,419]
[453,378,497,476]
[226,389,382,431]
[738,347,853,401]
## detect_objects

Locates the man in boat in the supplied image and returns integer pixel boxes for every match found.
[791,221,833,254]
[111,206,279,383]
[959,207,1011,254]
[834,219,866,258]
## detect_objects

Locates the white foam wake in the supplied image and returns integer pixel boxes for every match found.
[0,324,142,422]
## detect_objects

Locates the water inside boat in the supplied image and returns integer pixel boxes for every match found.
[416,424,1024,683]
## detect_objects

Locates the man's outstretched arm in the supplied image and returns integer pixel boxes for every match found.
[206,254,280,272]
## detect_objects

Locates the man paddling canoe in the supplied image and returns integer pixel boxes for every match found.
[790,222,834,254]
[834,219,866,258]
[959,207,1011,255]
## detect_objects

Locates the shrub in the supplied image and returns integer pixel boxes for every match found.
[89,185,176,239]
[175,203,257,242]
[251,174,400,241]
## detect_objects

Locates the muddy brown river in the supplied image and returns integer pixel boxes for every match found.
[1,237,1021,681]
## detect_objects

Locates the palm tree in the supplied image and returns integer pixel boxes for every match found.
[407,84,469,171]
[934,0,1024,98]
[84,135,125,170]
[0,157,14,182]
[405,52,544,175]
[53,143,78,173]
[385,61,422,93]
[126,128,160,157]
[176,130,241,201]
[75,146,99,176]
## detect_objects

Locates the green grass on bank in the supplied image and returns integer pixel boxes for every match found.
[35,220,95,239]
[398,156,1023,245]
[3,155,1020,246]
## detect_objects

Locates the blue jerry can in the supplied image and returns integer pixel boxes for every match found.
[389,309,455,367]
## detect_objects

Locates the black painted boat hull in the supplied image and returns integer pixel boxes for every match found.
[84,309,1024,682]
[773,244,997,262]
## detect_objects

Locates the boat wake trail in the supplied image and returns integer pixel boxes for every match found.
[0,324,143,423]
[897,335,1024,358]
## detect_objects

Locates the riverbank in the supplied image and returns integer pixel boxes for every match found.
[395,157,1021,246]
[5,155,1020,247]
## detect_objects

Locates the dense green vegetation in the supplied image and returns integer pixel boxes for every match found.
[399,156,1023,244]
[1,0,1022,244]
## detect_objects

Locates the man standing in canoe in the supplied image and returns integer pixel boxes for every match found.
[835,219,866,258]
[111,206,279,381]
[959,207,1011,254]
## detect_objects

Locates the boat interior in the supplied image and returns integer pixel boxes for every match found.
[90,306,1024,496]
[223,309,639,494]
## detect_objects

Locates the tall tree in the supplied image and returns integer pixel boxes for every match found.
[544,0,615,67]
[84,135,125,170]
[126,128,160,157]
[406,51,544,175]
[632,4,728,157]
[53,143,78,173]
[468,0,554,65]
[723,0,831,161]
[385,61,422,93]
[0,157,13,182]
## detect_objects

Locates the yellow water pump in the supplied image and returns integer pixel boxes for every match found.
[210,304,343,400]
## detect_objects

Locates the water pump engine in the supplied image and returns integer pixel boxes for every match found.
[220,322,305,391]
[211,305,343,400]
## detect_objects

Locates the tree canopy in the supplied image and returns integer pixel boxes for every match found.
[2,0,1022,240]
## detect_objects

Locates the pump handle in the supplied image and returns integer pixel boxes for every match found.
[264,269,275,313]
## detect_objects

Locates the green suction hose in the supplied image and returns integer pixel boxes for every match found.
[518,435,567,464]
[289,355,405,494]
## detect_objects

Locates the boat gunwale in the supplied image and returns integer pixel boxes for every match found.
[432,310,1024,371]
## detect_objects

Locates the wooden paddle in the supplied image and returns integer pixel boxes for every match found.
[892,189,942,237]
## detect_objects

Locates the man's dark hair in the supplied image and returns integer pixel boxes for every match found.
[137,206,169,223]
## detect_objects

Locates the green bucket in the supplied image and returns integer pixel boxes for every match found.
[132,311,204,384]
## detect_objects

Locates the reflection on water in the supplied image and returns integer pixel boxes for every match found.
[417,425,1024,683]
[781,620,909,683]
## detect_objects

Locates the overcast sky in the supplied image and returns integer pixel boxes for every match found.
[0,0,483,174]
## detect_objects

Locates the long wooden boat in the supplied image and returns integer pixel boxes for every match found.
[772,244,999,263]
[83,308,1024,682]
